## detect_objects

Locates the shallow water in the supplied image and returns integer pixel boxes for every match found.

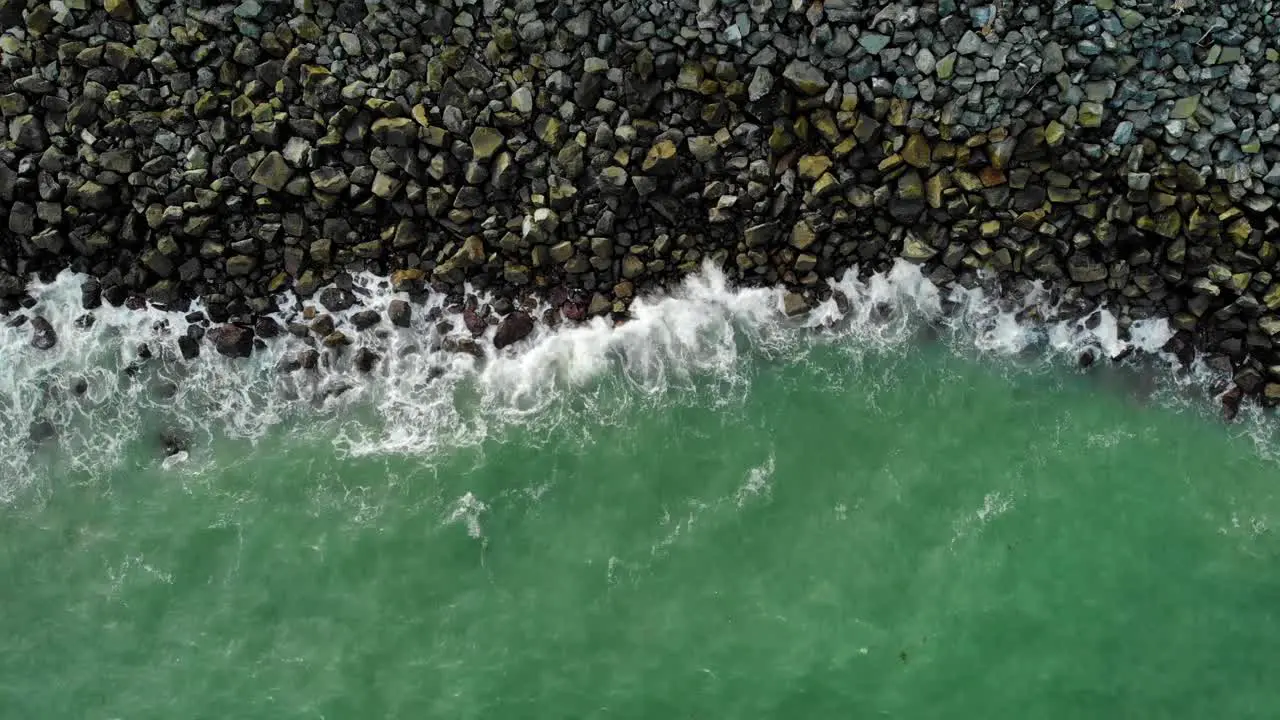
[3,265,1279,717]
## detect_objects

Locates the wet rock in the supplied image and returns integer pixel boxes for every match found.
[207,325,254,358]
[177,335,200,360]
[160,428,187,458]
[443,336,484,357]
[493,311,534,349]
[80,279,101,310]
[1221,385,1244,423]
[29,316,56,350]
[353,347,379,372]
[388,299,411,327]
[318,288,356,313]
[351,309,381,330]
[782,292,808,317]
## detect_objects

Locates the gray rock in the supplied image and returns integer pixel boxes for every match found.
[859,33,890,54]
[748,67,774,101]
[915,48,936,75]
[957,31,981,55]
[8,201,34,235]
[520,19,547,43]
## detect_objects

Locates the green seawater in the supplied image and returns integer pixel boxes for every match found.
[4,340,1279,718]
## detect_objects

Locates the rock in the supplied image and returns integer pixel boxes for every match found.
[443,336,484,357]
[510,87,533,114]
[9,115,46,151]
[470,127,504,160]
[226,255,256,276]
[29,316,56,350]
[207,325,253,358]
[745,222,778,247]
[1170,95,1200,120]
[622,255,645,279]
[177,335,200,360]
[642,139,678,175]
[388,299,411,327]
[782,61,827,95]
[782,292,808,317]
[494,311,534,349]
[254,317,281,339]
[351,309,381,330]
[748,68,774,101]
[791,220,817,250]
[687,136,718,163]
[371,117,416,146]
[1067,254,1108,283]
[859,34,890,54]
[915,49,936,75]
[901,234,937,262]
[902,135,931,169]
[353,347,380,372]
[1079,102,1103,128]
[323,331,351,348]
[251,152,292,191]
[318,287,356,313]
[81,279,101,310]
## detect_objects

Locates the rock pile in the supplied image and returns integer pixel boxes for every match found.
[2,0,1280,404]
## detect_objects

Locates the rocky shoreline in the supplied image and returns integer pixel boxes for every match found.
[1,0,1280,411]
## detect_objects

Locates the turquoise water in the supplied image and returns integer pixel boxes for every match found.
[3,267,1280,717]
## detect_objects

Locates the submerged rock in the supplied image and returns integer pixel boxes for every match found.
[353,347,380,372]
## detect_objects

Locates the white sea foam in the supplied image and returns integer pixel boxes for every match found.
[0,260,1264,501]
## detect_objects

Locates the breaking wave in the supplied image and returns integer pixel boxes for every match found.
[0,259,1266,502]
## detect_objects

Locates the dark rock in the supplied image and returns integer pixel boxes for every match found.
[207,325,254,358]
[254,316,281,339]
[80,279,102,310]
[388,299,411,327]
[463,307,486,336]
[493,311,534,349]
[318,288,356,313]
[177,335,200,360]
[1221,386,1244,423]
[351,309,381,330]
[29,316,56,350]
[353,347,380,372]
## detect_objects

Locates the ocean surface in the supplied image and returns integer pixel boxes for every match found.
[3,264,1280,718]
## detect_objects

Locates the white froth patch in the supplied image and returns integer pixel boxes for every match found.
[734,452,775,507]
[950,490,1018,548]
[0,259,1247,501]
[445,492,488,540]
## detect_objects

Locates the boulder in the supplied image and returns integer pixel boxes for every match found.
[494,311,534,349]
[207,325,254,358]
[30,316,56,350]
[388,299,411,327]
